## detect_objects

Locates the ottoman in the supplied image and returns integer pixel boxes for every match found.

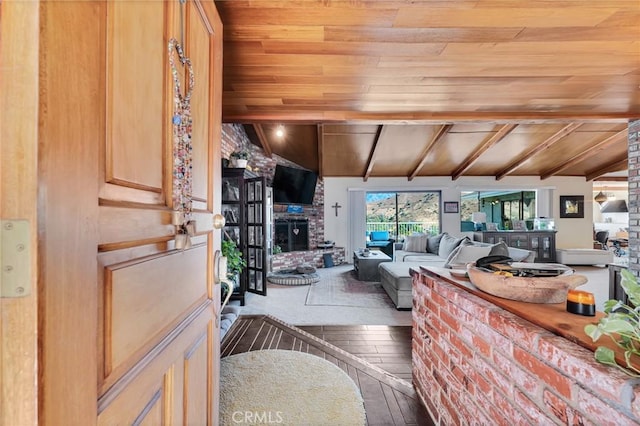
[378,262,423,310]
[556,248,613,266]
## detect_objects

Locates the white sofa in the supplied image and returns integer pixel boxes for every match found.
[393,235,536,265]
[378,232,536,309]
[556,248,613,266]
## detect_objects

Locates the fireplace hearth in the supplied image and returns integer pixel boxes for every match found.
[275,219,309,252]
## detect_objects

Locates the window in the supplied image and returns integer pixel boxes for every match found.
[460,191,536,230]
[366,191,441,241]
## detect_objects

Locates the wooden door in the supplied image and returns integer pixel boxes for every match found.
[38,1,223,424]
[0,2,40,424]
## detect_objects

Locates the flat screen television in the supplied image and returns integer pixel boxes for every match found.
[272,164,318,205]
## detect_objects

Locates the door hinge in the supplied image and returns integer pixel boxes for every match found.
[1,220,31,298]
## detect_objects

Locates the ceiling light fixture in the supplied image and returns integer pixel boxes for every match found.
[275,125,285,138]
[594,191,607,205]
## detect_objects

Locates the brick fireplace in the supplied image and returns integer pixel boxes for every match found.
[221,123,345,271]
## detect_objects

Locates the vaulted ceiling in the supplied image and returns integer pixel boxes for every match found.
[215,0,640,181]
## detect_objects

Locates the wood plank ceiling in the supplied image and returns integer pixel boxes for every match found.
[215,0,640,181]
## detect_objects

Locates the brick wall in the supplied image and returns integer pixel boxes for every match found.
[628,120,639,275]
[271,247,346,270]
[412,270,640,425]
[221,124,327,269]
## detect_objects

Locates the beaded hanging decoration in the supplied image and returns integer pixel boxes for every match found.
[168,37,194,221]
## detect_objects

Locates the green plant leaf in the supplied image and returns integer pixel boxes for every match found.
[584,324,601,341]
[603,299,622,314]
[598,318,636,334]
[620,269,640,306]
[624,351,640,376]
[594,346,617,366]
[588,269,640,376]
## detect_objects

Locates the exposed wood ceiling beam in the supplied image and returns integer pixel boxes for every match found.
[586,157,628,181]
[317,124,324,179]
[253,124,272,157]
[541,129,628,180]
[495,123,582,181]
[594,176,628,182]
[452,124,517,181]
[363,125,385,182]
[408,124,452,181]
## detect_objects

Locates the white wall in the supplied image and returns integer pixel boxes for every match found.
[323,176,595,256]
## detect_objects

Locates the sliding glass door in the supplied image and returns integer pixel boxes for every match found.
[366,191,441,241]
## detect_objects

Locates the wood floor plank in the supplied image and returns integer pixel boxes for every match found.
[382,383,411,426]
[357,371,397,426]
[300,324,413,380]
[222,315,434,426]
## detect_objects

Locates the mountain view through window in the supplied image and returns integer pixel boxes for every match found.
[366,191,441,241]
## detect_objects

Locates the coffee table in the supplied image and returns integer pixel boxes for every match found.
[353,250,392,281]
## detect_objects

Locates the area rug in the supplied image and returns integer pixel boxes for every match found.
[305,264,395,308]
[219,350,366,426]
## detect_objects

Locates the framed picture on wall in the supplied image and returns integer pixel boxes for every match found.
[559,195,584,218]
[443,201,459,213]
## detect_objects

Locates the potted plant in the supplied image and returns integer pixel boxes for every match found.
[584,268,640,376]
[221,238,246,284]
[229,149,249,168]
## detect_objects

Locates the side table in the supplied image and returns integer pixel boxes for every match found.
[353,250,392,281]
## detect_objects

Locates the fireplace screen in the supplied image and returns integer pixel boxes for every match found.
[275,219,309,252]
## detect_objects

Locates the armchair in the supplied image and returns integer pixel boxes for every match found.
[366,231,394,257]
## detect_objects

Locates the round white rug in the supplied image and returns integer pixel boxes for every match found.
[220,349,366,425]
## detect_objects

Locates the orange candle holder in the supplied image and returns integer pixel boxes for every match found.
[566,289,595,316]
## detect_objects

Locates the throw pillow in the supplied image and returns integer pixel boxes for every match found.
[489,241,510,257]
[370,231,389,241]
[402,234,428,252]
[427,233,445,254]
[438,234,467,259]
[443,239,472,267]
[444,242,492,268]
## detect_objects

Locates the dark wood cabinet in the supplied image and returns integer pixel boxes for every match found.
[473,231,557,263]
[222,168,269,305]
[608,263,629,305]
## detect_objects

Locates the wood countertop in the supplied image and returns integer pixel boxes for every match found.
[413,266,639,373]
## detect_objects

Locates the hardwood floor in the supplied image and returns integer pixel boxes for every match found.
[221,315,433,426]
[298,325,413,382]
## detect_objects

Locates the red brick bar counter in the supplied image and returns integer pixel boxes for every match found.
[411,266,640,425]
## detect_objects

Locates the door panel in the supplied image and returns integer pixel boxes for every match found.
[188,1,213,203]
[104,245,208,380]
[106,1,165,191]
[134,390,164,426]
[98,307,214,425]
[184,328,212,425]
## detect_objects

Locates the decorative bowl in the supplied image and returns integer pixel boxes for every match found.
[467,263,588,304]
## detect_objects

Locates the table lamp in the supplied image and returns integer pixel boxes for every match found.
[472,212,487,231]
